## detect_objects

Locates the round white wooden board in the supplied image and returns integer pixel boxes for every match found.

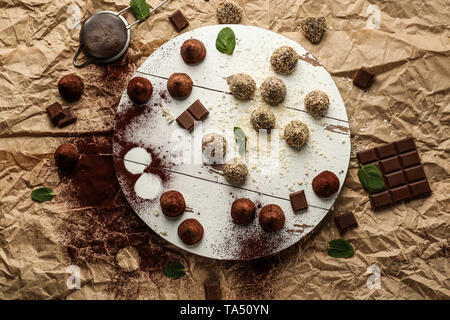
[113,25,351,260]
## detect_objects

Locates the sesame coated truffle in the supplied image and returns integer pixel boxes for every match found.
[223,158,248,185]
[216,1,242,24]
[260,77,286,105]
[178,219,204,245]
[231,198,256,225]
[304,90,329,118]
[167,73,193,99]
[202,133,227,164]
[58,74,84,102]
[259,204,285,232]
[250,107,275,131]
[180,39,206,65]
[227,73,256,100]
[284,120,309,149]
[300,17,327,44]
[270,46,298,75]
[160,190,186,218]
[54,143,79,170]
[127,77,153,104]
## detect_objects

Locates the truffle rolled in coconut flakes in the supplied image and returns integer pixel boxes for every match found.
[216,1,243,24]
[304,90,329,118]
[260,76,286,105]
[284,120,309,149]
[270,46,298,75]
[250,107,275,131]
[223,158,248,185]
[227,73,256,100]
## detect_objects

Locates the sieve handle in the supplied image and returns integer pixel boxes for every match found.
[116,0,170,29]
[73,46,93,68]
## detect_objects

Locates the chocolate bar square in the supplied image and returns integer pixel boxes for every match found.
[353,67,375,89]
[394,137,416,153]
[379,156,401,173]
[46,102,64,125]
[375,143,397,159]
[58,108,77,128]
[390,185,411,203]
[369,191,393,210]
[334,211,358,232]
[176,110,195,131]
[204,280,221,300]
[399,151,420,168]
[385,171,406,188]
[404,165,426,182]
[409,180,431,197]
[357,149,378,164]
[187,99,209,121]
[289,190,308,212]
[169,10,189,32]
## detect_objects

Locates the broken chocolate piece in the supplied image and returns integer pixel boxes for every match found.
[169,10,189,32]
[289,190,308,212]
[204,280,221,300]
[187,99,209,121]
[334,211,358,232]
[369,191,393,210]
[58,108,77,128]
[46,102,65,125]
[176,110,195,131]
[353,67,375,89]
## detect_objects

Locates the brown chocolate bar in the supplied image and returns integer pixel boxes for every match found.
[289,190,308,212]
[58,108,77,128]
[334,211,358,233]
[353,67,375,89]
[357,137,431,211]
[46,102,64,125]
[169,10,189,32]
[187,99,209,121]
[204,280,221,300]
[176,110,195,131]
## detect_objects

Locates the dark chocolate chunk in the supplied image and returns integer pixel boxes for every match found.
[334,211,358,232]
[390,185,411,203]
[369,191,393,210]
[399,150,420,168]
[404,165,426,182]
[384,171,406,188]
[356,149,378,164]
[394,137,416,153]
[187,99,209,121]
[176,110,195,131]
[204,280,221,300]
[289,190,308,212]
[353,67,375,89]
[375,143,396,159]
[409,180,431,197]
[58,108,77,128]
[169,10,189,32]
[379,156,401,173]
[46,102,64,125]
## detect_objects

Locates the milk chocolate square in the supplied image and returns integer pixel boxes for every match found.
[385,171,406,188]
[390,185,411,203]
[409,180,431,197]
[169,10,189,32]
[187,99,209,121]
[46,102,64,125]
[404,165,426,182]
[394,137,416,153]
[58,108,77,128]
[369,191,393,210]
[176,110,195,131]
[357,148,378,164]
[353,67,375,89]
[375,143,396,159]
[289,190,308,212]
[379,156,401,173]
[399,151,420,168]
[204,280,221,300]
[334,212,358,232]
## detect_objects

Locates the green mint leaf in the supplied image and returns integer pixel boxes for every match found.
[163,262,186,279]
[130,0,150,21]
[31,187,55,203]
[328,239,354,258]
[216,27,236,55]
[358,164,385,193]
[234,127,247,155]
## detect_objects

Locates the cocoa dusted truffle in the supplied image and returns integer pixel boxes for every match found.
[216,1,242,24]
[227,73,256,100]
[58,74,84,102]
[223,158,248,185]
[167,73,193,99]
[312,171,340,198]
[305,90,329,118]
[160,190,186,217]
[127,77,153,104]
[284,120,309,149]
[202,133,227,164]
[260,77,286,105]
[180,39,206,65]
[178,218,204,245]
[250,107,275,131]
[300,17,327,44]
[259,204,285,232]
[54,143,79,170]
[231,198,256,225]
[270,46,298,75]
